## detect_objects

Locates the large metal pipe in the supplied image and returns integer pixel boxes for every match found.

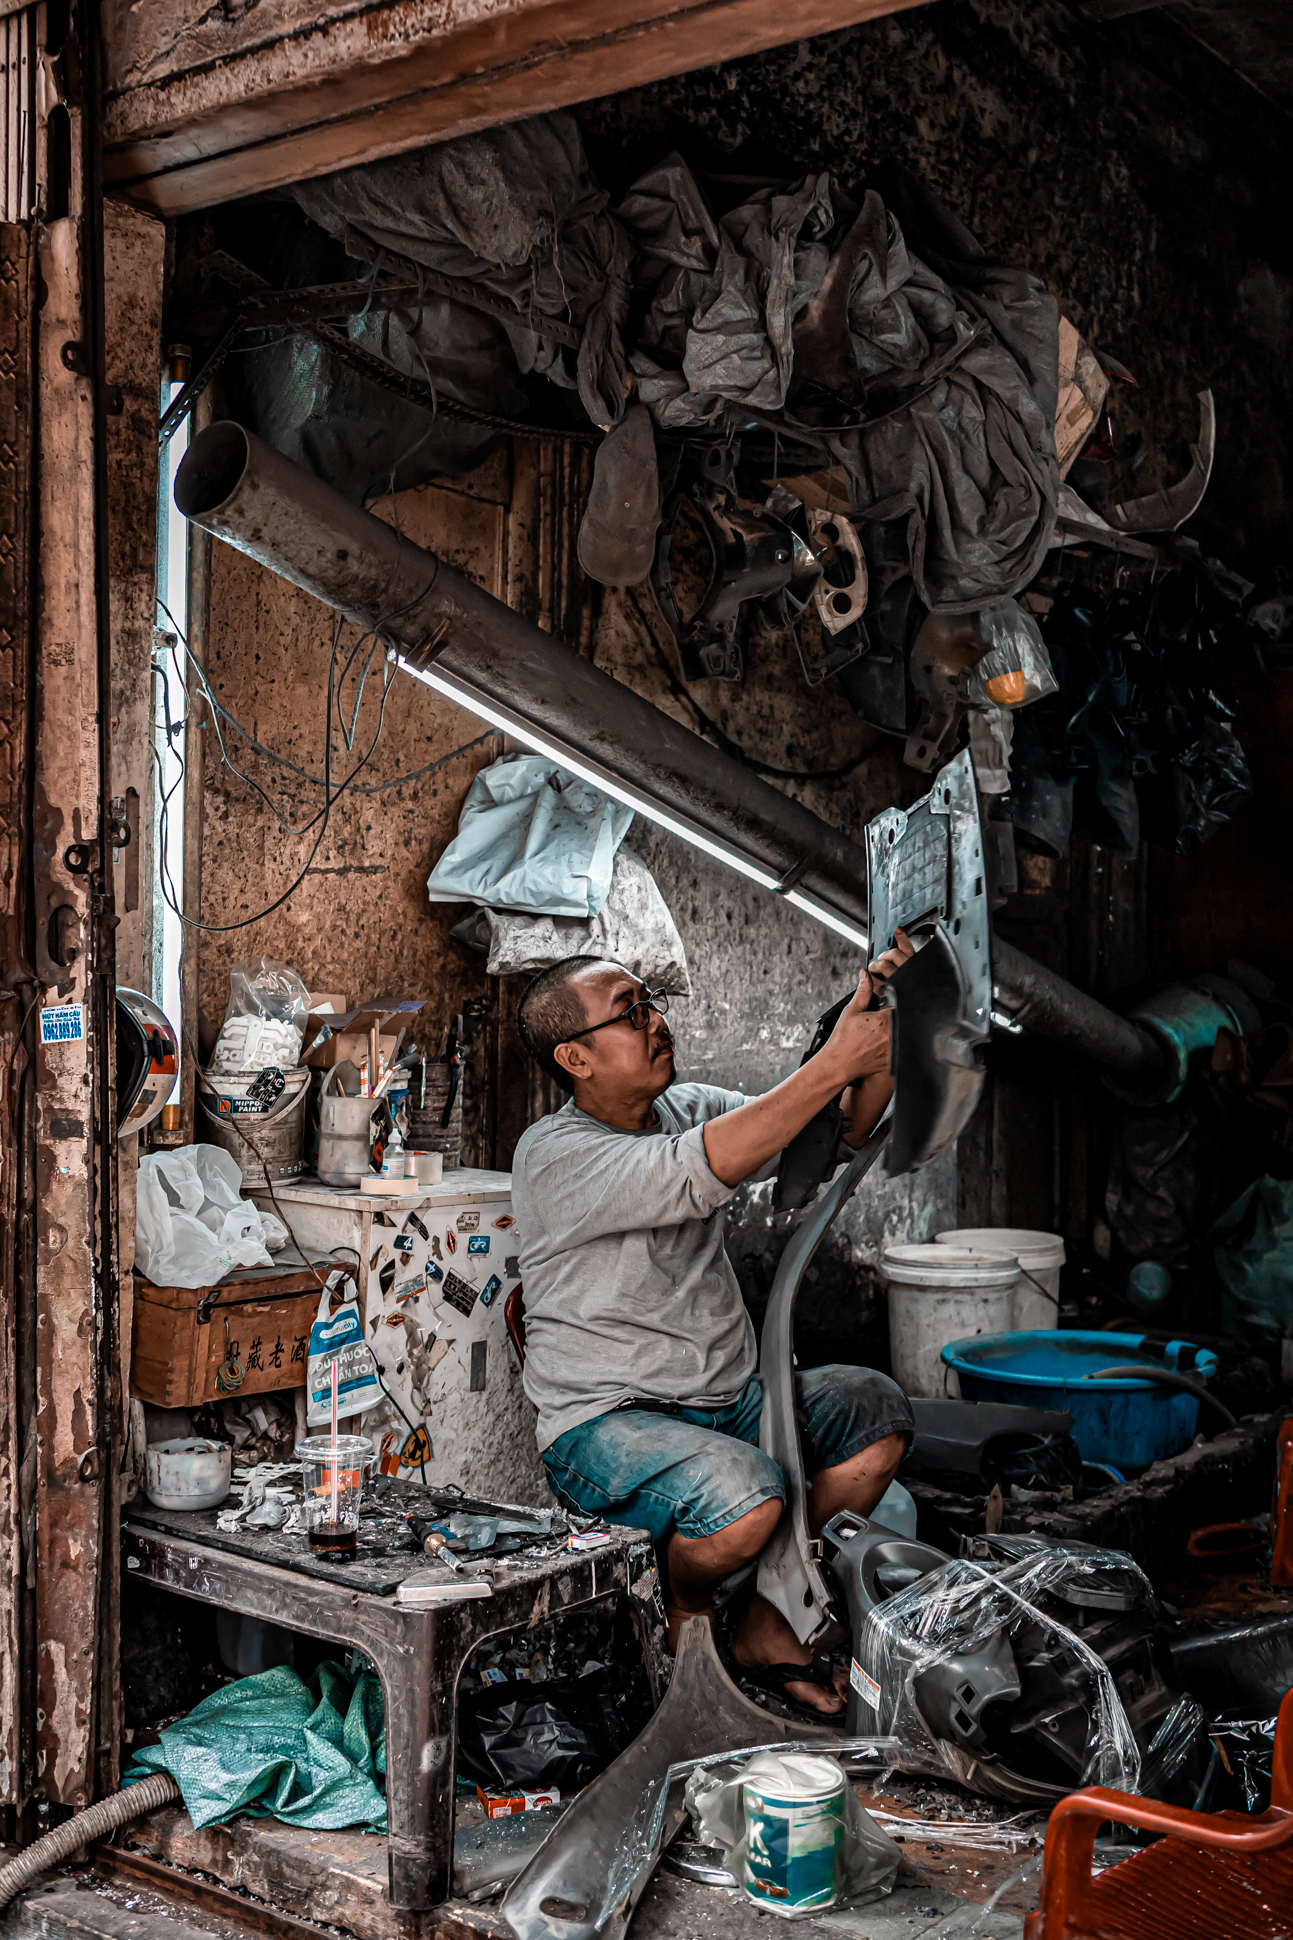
[174,422,871,932]
[174,422,1165,1089]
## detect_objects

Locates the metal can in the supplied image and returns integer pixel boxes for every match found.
[742,1751,845,1914]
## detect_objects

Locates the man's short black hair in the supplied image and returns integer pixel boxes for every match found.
[516,956,605,1093]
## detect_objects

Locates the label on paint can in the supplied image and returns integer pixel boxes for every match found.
[742,1753,844,1915]
[849,1660,881,1710]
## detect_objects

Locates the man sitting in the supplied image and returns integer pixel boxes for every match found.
[511,939,914,1715]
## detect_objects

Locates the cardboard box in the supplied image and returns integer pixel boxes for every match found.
[301,999,426,1070]
[476,1786,561,1819]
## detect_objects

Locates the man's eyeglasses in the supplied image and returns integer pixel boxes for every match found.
[562,987,670,1045]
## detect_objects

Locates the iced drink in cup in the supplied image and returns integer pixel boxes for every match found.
[295,1434,375,1558]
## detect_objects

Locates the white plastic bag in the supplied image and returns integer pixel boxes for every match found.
[209,957,311,1074]
[135,1144,288,1289]
[426,753,634,918]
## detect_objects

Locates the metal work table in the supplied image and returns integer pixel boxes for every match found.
[123,1481,668,1911]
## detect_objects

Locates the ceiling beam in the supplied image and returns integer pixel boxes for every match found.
[104,0,935,216]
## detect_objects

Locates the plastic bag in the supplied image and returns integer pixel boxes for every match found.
[426,753,634,919]
[450,847,691,991]
[306,1272,384,1425]
[209,958,311,1074]
[456,1667,647,1793]
[135,1144,288,1290]
[967,599,1058,709]
[685,1750,900,1917]
[126,1659,386,1831]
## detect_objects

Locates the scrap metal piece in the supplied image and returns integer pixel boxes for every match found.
[1106,391,1215,534]
[866,750,991,1175]
[757,1121,893,1646]
[808,508,868,635]
[650,450,794,681]
[500,1618,833,1940]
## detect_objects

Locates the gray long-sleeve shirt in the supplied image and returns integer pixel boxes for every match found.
[511,1084,760,1450]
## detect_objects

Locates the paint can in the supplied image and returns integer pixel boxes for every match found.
[881,1243,1019,1397]
[741,1751,846,1915]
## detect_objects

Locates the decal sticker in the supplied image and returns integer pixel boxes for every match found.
[467,1235,490,1256]
[441,1270,479,1317]
[479,1274,502,1309]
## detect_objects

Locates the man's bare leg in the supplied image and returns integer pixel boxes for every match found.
[731,1432,907,1713]
[663,1496,782,1652]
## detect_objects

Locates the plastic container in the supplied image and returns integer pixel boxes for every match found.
[935,1227,1065,1332]
[940,1330,1220,1473]
[144,1437,232,1511]
[742,1751,846,1914]
[196,1067,312,1186]
[880,1244,1020,1399]
[295,1434,375,1555]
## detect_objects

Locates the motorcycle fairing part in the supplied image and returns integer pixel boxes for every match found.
[772,991,851,1214]
[756,1119,893,1647]
[500,1616,834,1940]
[117,987,179,1137]
[866,749,991,1176]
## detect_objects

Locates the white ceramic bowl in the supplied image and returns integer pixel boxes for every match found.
[144,1437,232,1512]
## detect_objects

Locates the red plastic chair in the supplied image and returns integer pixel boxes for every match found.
[1025,1686,1293,1940]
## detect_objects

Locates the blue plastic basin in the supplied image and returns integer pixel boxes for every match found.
[939,1330,1220,1474]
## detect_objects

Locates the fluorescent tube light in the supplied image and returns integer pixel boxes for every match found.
[399,656,869,951]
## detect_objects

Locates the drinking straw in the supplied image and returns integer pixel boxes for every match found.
[330,1357,340,1524]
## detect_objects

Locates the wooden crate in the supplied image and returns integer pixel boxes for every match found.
[131,1267,322,1408]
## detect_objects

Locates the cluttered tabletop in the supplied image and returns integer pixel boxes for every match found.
[126,1467,626,1599]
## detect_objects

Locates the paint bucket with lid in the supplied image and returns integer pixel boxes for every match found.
[196,1067,312,1186]
[880,1243,1020,1397]
[741,1751,846,1915]
[935,1227,1065,1332]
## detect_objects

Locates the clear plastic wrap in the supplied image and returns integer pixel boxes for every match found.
[684,1750,901,1918]
[209,957,310,1074]
[968,598,1059,709]
[854,1541,1163,1796]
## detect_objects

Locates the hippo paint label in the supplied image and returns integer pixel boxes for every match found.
[743,1782,843,1914]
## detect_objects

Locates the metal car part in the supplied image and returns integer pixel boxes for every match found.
[1106,390,1215,535]
[756,1119,893,1647]
[809,507,868,634]
[867,748,991,1176]
[650,468,794,682]
[499,1616,834,1940]
[174,420,1181,1097]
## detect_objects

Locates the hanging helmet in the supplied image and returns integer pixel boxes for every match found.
[117,988,179,1137]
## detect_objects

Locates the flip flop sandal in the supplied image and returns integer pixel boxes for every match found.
[731,1653,847,1721]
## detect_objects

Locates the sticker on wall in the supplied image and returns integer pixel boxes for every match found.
[430,1234,443,1262]
[456,1211,481,1233]
[400,1424,433,1472]
[393,1234,414,1260]
[440,1270,479,1318]
[425,1259,444,1285]
[493,1214,515,1231]
[467,1235,490,1256]
[405,1212,429,1242]
[39,1004,86,1047]
[378,1429,401,1478]
[479,1275,502,1309]
[378,1258,397,1298]
[445,1229,457,1255]
[505,1256,521,1278]
[393,1276,422,1306]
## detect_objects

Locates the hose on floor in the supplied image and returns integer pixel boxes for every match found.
[0,1772,180,1913]
[1083,1365,1238,1431]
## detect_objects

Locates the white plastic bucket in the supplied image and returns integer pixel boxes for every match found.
[881,1243,1019,1398]
[935,1227,1065,1333]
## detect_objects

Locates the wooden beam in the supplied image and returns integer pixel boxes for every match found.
[103,0,935,216]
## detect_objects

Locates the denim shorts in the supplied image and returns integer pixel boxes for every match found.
[542,1364,913,1543]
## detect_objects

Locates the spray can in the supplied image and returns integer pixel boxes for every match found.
[741,1751,845,1915]
[1272,1413,1293,1590]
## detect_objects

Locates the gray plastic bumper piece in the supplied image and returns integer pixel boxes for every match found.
[755,1120,893,1648]
[499,1616,834,1940]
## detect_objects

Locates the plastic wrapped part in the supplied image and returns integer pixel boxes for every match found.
[1137,1695,1211,1798]
[291,113,631,431]
[209,958,311,1075]
[126,1660,387,1831]
[449,848,691,993]
[426,753,633,919]
[455,1667,648,1793]
[685,1750,900,1917]
[966,600,1058,710]
[135,1144,288,1289]
[1170,1612,1293,1718]
[1209,1176,1293,1342]
[844,1531,1207,1801]
[1209,1716,1280,1812]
